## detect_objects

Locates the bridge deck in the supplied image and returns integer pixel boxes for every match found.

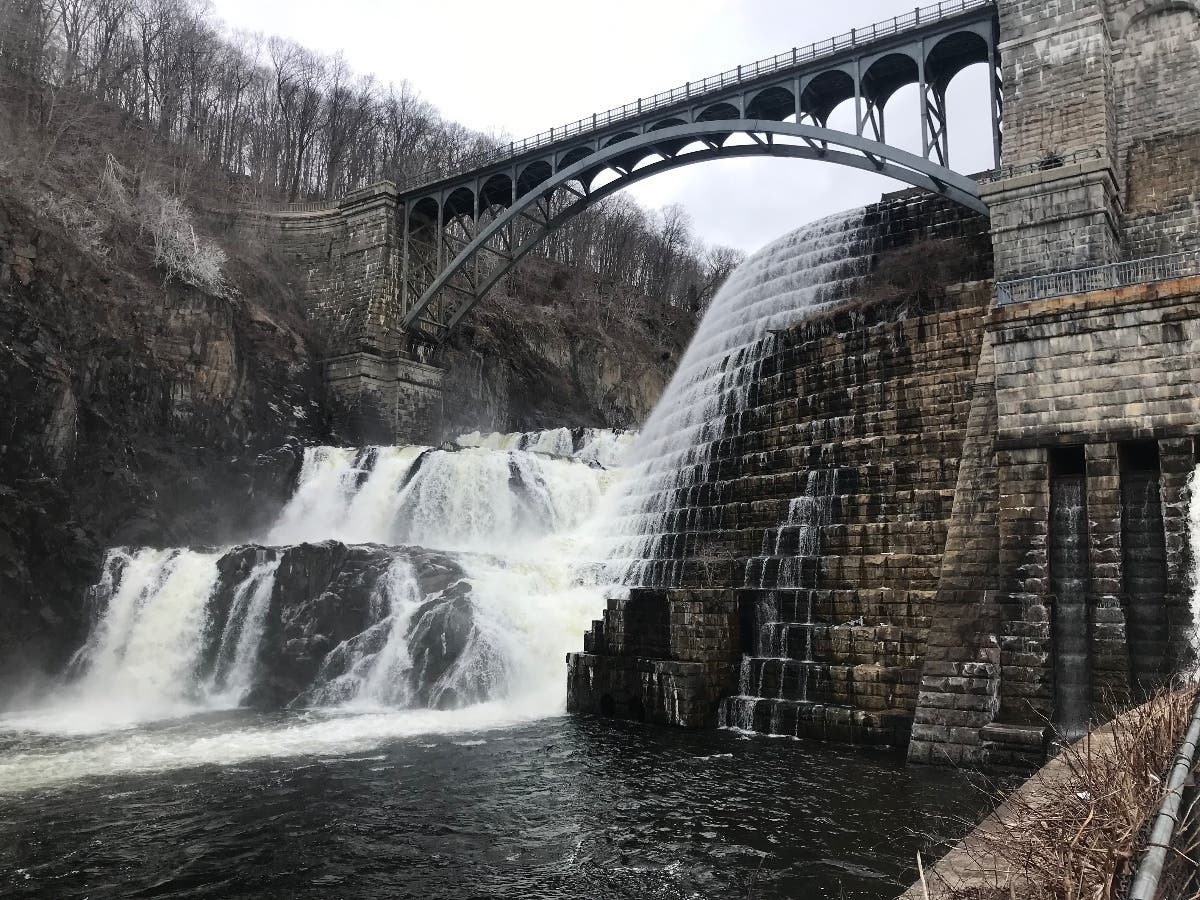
[395,0,997,200]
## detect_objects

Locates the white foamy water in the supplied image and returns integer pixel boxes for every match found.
[1189,466,1200,671]
[0,702,557,793]
[595,209,871,584]
[52,548,224,729]
[0,211,875,792]
[206,556,282,706]
[455,427,634,469]
[268,443,619,552]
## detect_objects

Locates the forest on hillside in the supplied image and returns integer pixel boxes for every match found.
[0,0,745,312]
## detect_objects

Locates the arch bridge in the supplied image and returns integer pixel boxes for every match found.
[320,0,1002,351]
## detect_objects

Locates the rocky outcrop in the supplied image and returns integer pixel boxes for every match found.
[0,187,324,691]
[441,261,694,434]
[209,542,474,709]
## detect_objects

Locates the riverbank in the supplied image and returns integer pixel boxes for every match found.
[901,684,1200,899]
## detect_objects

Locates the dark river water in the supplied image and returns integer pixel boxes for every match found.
[0,714,980,900]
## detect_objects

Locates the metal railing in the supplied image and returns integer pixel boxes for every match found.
[1126,692,1200,900]
[977,148,1105,184]
[395,0,996,192]
[995,250,1200,305]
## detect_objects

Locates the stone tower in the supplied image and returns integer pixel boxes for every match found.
[983,0,1200,279]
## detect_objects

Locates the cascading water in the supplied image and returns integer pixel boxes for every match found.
[1050,474,1091,740]
[718,469,839,733]
[1188,464,1200,675]
[205,554,282,706]
[0,430,626,778]
[595,210,872,587]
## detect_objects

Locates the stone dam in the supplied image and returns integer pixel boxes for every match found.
[564,180,1200,770]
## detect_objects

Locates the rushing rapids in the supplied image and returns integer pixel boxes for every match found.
[0,432,625,757]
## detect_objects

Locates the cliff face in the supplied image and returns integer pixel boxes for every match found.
[0,187,324,688]
[441,262,695,435]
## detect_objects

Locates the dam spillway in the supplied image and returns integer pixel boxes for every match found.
[569,190,996,742]
[568,185,1200,769]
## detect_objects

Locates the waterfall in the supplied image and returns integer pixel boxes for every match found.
[303,558,434,707]
[1189,465,1200,672]
[1050,475,1091,739]
[717,466,840,733]
[67,548,222,722]
[26,431,625,733]
[16,207,878,750]
[595,209,872,587]
[206,555,281,705]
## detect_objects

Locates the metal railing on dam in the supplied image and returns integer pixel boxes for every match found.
[1126,690,1200,900]
[995,250,1200,306]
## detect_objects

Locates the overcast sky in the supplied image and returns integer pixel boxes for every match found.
[209,0,994,254]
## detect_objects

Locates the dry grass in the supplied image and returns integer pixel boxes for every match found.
[922,683,1200,900]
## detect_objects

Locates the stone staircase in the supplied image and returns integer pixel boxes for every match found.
[718,586,914,745]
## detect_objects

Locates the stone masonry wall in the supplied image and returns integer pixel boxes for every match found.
[997,0,1116,169]
[1112,3,1200,217]
[568,193,995,740]
[262,184,405,359]
[232,185,442,443]
[987,1,1200,278]
[1123,131,1200,258]
[912,278,1200,768]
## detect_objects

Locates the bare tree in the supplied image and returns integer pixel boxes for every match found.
[0,0,739,313]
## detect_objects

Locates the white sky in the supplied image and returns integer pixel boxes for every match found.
[209,0,994,254]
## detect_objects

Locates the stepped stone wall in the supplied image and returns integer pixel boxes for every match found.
[567,192,995,743]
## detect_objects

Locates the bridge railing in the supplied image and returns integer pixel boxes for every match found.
[396,0,995,193]
[976,148,1105,184]
[995,250,1200,305]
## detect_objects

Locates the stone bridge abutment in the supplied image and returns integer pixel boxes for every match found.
[248,184,444,444]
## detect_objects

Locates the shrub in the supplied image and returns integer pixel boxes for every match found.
[100,155,227,294]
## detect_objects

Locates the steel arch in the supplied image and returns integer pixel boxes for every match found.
[403,119,988,341]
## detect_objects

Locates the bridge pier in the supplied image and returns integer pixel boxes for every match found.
[252,183,445,445]
[325,352,444,446]
[982,0,1123,278]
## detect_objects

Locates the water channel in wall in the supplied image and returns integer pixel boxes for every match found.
[0,214,986,899]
